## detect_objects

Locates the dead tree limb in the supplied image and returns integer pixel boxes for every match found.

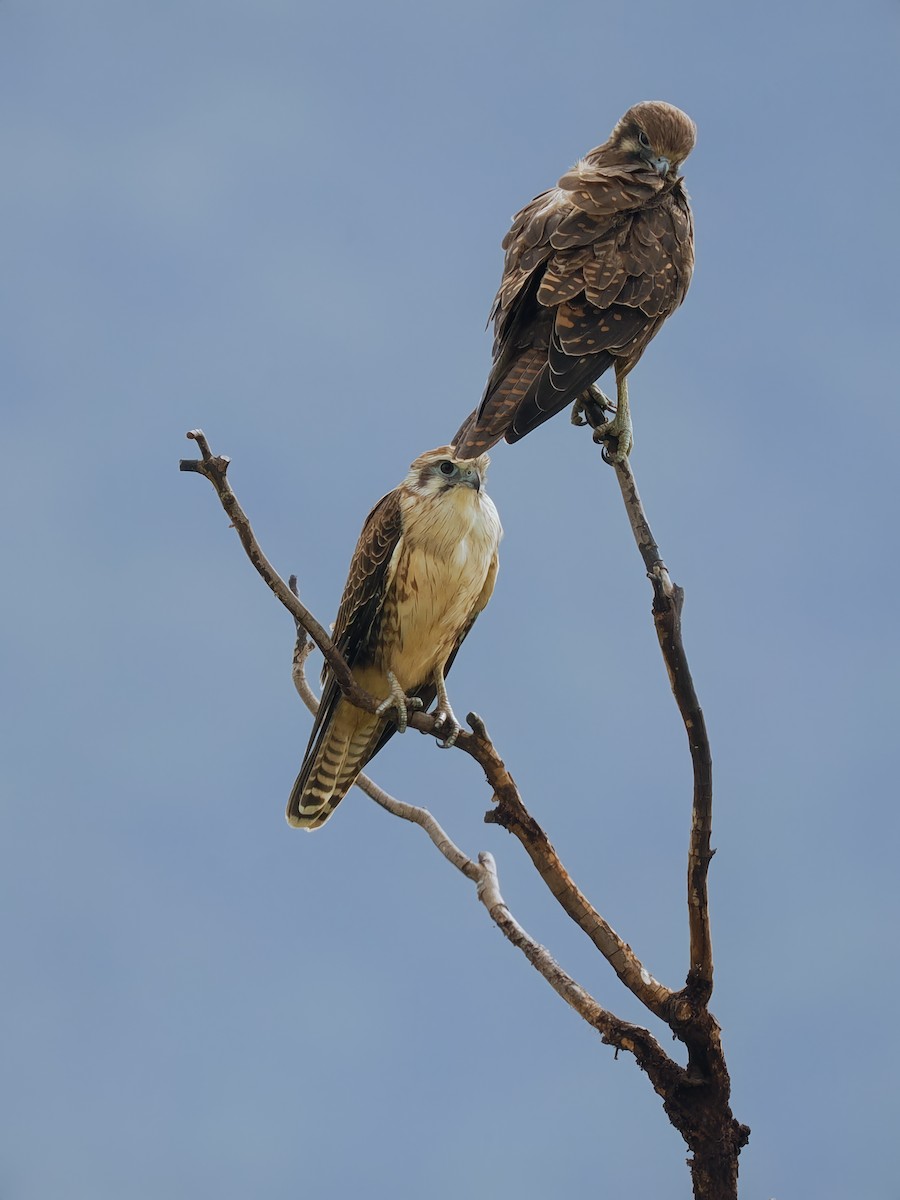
[181,428,749,1198]
[614,451,743,1197]
[611,458,714,995]
[181,430,669,1013]
[287,587,688,1094]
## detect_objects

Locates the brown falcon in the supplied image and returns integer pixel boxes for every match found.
[453,101,696,461]
[287,447,502,830]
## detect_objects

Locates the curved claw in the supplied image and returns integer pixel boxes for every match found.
[594,422,634,463]
[430,666,461,748]
[432,705,461,749]
[376,670,423,733]
[591,404,634,463]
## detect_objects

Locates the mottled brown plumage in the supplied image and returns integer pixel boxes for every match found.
[453,101,696,457]
[287,448,502,830]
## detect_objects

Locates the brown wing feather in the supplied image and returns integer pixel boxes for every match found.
[557,161,661,218]
[313,487,403,733]
[287,490,404,825]
[323,489,404,682]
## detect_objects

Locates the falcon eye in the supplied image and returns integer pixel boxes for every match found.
[638,130,651,149]
[438,460,456,476]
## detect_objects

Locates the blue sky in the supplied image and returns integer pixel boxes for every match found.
[2,1,899,1196]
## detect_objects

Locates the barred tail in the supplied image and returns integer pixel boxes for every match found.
[452,348,545,456]
[286,700,385,831]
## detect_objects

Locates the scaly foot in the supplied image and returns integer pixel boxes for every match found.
[592,412,634,462]
[592,374,633,463]
[375,670,424,733]
[432,667,461,748]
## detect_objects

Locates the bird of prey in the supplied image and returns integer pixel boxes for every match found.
[287,447,502,830]
[453,101,696,461]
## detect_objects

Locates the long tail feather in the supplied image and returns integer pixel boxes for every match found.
[286,700,385,830]
[452,348,545,455]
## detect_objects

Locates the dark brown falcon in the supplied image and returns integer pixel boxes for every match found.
[453,101,696,461]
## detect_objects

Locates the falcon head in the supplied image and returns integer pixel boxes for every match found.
[407,446,490,496]
[610,101,696,178]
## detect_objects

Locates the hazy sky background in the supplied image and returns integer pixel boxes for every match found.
[2,1,899,1196]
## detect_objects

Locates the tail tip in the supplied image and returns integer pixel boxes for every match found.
[286,807,331,831]
[286,792,337,831]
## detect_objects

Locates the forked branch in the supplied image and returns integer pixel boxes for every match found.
[181,427,748,1199]
[181,429,668,1015]
[287,581,680,1080]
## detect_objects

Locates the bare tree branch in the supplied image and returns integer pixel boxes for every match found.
[182,430,668,1013]
[577,409,717,1000]
[181,431,444,738]
[182,427,749,1198]
[287,588,686,1091]
[473,850,688,1094]
[611,457,714,997]
[480,728,675,1018]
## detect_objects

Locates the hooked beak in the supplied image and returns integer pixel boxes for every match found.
[649,155,671,176]
[461,467,481,492]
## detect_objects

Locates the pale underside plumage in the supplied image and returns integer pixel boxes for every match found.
[453,100,696,456]
[287,448,502,830]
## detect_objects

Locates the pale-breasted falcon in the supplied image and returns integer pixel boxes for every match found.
[287,447,502,830]
[453,101,696,461]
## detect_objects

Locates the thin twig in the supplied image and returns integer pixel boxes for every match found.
[181,430,440,737]
[474,852,686,1088]
[479,723,674,1018]
[612,457,714,997]
[576,412,716,998]
[610,454,673,593]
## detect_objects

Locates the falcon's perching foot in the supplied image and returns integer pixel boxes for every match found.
[452,101,695,459]
[570,383,615,428]
[286,447,502,831]
[431,666,461,748]
[592,369,634,463]
[375,670,424,734]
